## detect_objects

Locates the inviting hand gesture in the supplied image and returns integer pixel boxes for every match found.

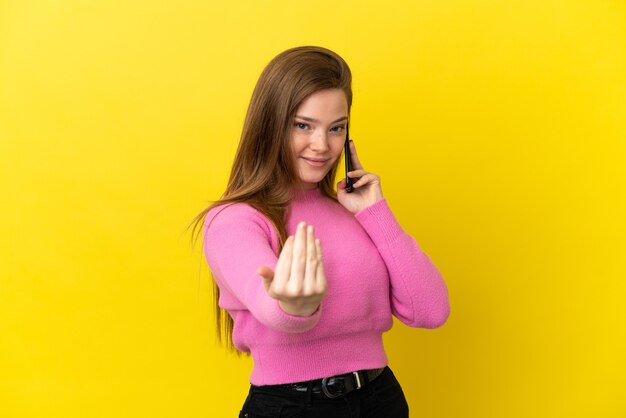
[256,221,328,316]
[337,139,384,214]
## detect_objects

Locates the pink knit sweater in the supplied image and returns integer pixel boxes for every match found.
[202,187,450,385]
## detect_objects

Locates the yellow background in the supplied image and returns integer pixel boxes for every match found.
[1,0,625,417]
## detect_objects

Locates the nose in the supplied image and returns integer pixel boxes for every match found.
[310,129,329,152]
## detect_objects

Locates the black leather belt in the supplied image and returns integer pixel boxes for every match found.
[269,367,386,399]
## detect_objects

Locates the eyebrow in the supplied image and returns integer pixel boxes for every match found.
[295,115,348,124]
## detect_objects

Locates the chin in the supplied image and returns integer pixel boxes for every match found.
[300,178,323,186]
[298,169,330,184]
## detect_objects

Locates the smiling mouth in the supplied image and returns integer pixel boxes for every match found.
[302,157,328,167]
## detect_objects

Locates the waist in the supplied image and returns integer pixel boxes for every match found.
[253,367,387,399]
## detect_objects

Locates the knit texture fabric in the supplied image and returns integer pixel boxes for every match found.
[202,187,450,385]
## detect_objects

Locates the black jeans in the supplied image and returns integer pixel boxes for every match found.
[238,366,409,417]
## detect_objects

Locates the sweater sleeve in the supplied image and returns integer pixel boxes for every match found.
[354,198,450,329]
[202,203,322,333]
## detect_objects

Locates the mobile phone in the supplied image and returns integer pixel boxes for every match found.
[344,122,354,193]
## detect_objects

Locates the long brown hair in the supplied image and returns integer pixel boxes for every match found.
[186,45,353,354]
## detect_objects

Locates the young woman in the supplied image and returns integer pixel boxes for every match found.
[189,45,450,417]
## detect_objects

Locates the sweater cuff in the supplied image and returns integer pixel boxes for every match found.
[354,198,406,244]
[268,298,322,333]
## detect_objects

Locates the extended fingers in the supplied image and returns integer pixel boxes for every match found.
[272,221,327,303]
[288,221,307,293]
[270,235,293,296]
[315,238,327,292]
[303,225,318,295]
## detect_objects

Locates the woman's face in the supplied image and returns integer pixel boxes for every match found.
[290,88,348,190]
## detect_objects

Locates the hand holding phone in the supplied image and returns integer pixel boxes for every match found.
[337,121,385,213]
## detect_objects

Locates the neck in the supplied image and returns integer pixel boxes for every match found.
[293,186,322,200]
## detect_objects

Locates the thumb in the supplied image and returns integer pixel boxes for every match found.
[337,178,346,190]
[256,266,274,292]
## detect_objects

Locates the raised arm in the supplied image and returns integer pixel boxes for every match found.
[355,198,451,328]
[202,203,322,333]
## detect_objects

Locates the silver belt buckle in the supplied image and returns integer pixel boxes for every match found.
[321,377,342,398]
[321,371,364,398]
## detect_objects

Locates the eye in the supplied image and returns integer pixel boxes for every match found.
[294,122,309,130]
[331,125,346,133]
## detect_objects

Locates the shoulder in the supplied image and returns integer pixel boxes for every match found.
[203,202,275,237]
